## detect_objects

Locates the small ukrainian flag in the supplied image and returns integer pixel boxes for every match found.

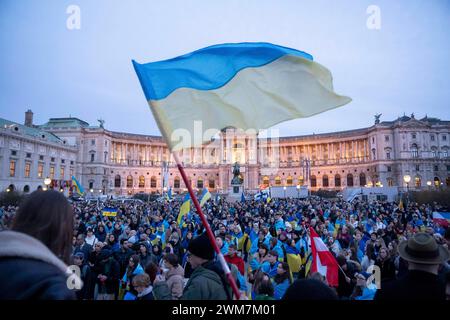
[177,194,190,225]
[71,176,85,195]
[199,187,211,207]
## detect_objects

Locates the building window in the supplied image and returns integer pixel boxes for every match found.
[387,166,391,172]
[371,148,376,160]
[23,185,30,193]
[24,162,31,178]
[430,135,435,141]
[334,174,341,187]
[298,176,304,186]
[411,133,416,139]
[387,178,394,187]
[372,137,375,143]
[359,173,366,186]
[322,175,329,187]
[50,166,55,179]
[386,152,390,160]
[275,176,281,185]
[443,149,448,158]
[11,150,17,156]
[209,179,215,189]
[90,153,95,162]
[61,159,65,164]
[385,135,389,142]
[9,160,15,177]
[60,167,65,179]
[26,153,31,158]
[91,139,95,145]
[127,176,133,188]
[39,155,44,161]
[114,175,121,188]
[310,175,317,187]
[415,176,421,188]
[347,174,354,187]
[89,181,94,189]
[38,164,44,178]
[415,165,420,171]
[139,176,145,188]
[431,149,437,158]
[70,168,74,177]
[51,157,55,162]
[70,161,74,165]
[197,178,203,189]
[174,177,180,189]
[434,165,439,172]
[150,176,157,188]
[286,176,293,186]
[411,144,419,158]
[263,176,270,187]
[443,135,447,141]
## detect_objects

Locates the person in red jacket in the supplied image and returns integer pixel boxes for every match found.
[225,244,245,276]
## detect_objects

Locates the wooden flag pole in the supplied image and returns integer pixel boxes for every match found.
[171,151,241,300]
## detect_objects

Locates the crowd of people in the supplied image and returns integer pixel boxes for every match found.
[0,189,449,300]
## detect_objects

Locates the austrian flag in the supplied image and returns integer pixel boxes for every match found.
[309,227,339,287]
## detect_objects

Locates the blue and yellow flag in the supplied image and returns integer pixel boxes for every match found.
[133,42,351,151]
[71,176,84,195]
[102,207,118,217]
[199,187,211,207]
[177,194,190,225]
[165,187,173,201]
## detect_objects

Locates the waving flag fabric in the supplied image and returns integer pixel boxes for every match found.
[71,175,85,195]
[199,187,212,207]
[433,212,450,227]
[177,194,190,225]
[133,42,351,151]
[309,227,339,287]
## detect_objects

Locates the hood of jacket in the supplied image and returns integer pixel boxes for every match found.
[0,230,69,273]
[166,264,185,279]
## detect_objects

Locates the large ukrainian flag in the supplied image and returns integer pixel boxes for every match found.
[132,42,351,151]
[177,194,190,225]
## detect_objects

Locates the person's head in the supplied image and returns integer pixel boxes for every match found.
[255,273,274,297]
[144,262,159,284]
[120,239,128,249]
[73,252,84,266]
[379,247,389,260]
[258,244,269,257]
[398,232,449,275]
[267,250,279,264]
[140,244,147,254]
[163,253,179,269]
[187,233,215,269]
[87,228,93,238]
[108,234,116,244]
[215,236,224,249]
[282,279,338,300]
[152,245,161,255]
[277,262,289,276]
[94,242,104,253]
[228,244,237,256]
[132,273,151,294]
[12,190,74,263]
[129,254,140,268]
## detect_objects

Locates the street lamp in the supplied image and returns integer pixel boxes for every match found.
[296,184,300,198]
[6,188,10,193]
[283,186,287,198]
[427,181,432,190]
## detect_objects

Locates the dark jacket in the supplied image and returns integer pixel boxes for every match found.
[74,243,93,262]
[0,231,76,300]
[97,257,120,295]
[182,260,230,300]
[375,270,446,300]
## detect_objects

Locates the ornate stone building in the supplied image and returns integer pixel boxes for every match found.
[1,111,449,195]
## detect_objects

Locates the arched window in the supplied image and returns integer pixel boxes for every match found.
[127,176,133,188]
[23,185,30,193]
[387,177,394,187]
[434,177,440,187]
[431,147,438,158]
[411,144,419,158]
[347,174,354,187]
[150,176,157,188]
[139,176,145,188]
[174,176,180,189]
[322,175,329,187]
[275,176,281,185]
[263,176,270,186]
[114,175,121,188]
[359,173,366,186]
[414,176,421,188]
[197,178,203,189]
[209,179,215,189]
[297,176,304,186]
[286,176,293,186]
[310,175,317,187]
[334,174,341,187]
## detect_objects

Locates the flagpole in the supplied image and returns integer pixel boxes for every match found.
[172,151,241,300]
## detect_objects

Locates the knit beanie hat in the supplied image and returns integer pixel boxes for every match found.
[188,232,215,260]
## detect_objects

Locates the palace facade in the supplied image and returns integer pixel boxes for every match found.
[1,110,449,195]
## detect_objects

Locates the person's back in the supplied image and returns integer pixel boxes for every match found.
[0,190,76,300]
[375,233,449,300]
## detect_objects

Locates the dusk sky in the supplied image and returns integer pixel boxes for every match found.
[1,0,449,137]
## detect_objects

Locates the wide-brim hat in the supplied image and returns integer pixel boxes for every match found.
[398,232,449,265]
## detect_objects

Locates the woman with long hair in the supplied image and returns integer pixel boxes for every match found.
[0,190,77,299]
[273,262,291,299]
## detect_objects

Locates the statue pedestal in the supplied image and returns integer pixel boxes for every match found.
[226,184,244,202]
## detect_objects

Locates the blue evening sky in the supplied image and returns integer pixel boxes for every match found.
[0,0,449,136]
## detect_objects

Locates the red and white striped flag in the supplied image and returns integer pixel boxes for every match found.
[309,227,339,287]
